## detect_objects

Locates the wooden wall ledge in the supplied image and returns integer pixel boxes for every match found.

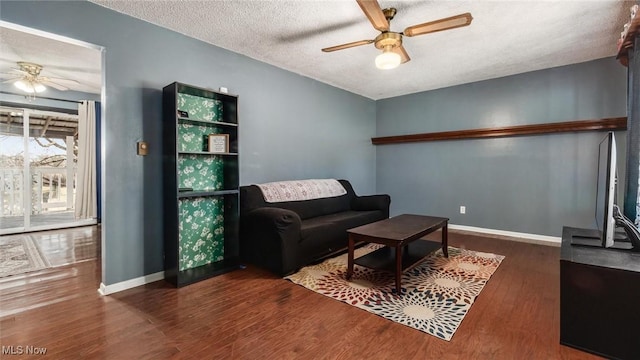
[371,117,627,145]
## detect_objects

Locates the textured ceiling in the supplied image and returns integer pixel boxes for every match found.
[3,1,628,100]
[90,0,633,100]
[0,25,102,95]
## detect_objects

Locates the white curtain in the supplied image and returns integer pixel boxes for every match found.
[75,100,97,219]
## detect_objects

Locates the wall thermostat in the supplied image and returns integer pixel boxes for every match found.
[137,141,149,156]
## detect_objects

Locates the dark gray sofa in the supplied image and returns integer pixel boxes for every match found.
[239,179,390,276]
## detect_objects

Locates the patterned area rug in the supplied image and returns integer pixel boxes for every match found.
[0,236,50,277]
[286,244,504,341]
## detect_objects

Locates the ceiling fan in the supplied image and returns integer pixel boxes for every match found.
[322,0,473,69]
[0,61,79,94]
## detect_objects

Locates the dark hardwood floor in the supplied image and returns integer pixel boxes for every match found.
[33,225,100,267]
[0,229,602,359]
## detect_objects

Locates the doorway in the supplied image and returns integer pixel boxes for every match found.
[0,22,103,235]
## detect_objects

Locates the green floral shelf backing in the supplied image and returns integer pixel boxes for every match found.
[177,93,223,122]
[178,122,223,152]
[178,154,224,191]
[178,196,225,271]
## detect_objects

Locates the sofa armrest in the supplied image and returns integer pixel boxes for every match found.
[351,194,391,217]
[240,207,302,276]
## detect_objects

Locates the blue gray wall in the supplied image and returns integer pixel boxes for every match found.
[0,1,376,285]
[376,58,627,237]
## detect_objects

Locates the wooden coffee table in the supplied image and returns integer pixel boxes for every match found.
[346,214,449,294]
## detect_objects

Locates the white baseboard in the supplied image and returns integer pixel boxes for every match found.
[448,224,561,247]
[98,271,164,296]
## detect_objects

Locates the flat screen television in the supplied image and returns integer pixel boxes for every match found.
[570,131,620,248]
[594,131,617,248]
[572,131,639,250]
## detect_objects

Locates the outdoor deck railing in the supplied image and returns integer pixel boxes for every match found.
[0,166,76,216]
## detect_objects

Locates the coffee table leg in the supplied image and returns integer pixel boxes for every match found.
[442,222,449,258]
[346,234,354,280]
[395,246,402,294]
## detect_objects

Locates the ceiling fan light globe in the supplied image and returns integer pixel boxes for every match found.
[375,51,401,70]
[34,83,46,93]
[14,79,35,93]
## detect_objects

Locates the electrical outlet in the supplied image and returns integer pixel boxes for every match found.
[460,206,466,214]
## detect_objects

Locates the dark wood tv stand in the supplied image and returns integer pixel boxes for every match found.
[560,226,640,360]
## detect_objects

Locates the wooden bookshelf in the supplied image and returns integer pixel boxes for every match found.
[162,82,241,287]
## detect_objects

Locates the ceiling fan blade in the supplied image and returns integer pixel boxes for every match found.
[322,39,374,52]
[404,13,473,37]
[0,72,21,79]
[40,80,70,91]
[40,76,80,84]
[2,78,21,83]
[356,0,389,32]
[393,45,411,64]
[9,68,28,75]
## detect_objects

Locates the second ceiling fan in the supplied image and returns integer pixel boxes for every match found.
[322,0,473,69]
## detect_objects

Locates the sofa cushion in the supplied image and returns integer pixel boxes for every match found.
[299,210,385,260]
[301,210,385,237]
